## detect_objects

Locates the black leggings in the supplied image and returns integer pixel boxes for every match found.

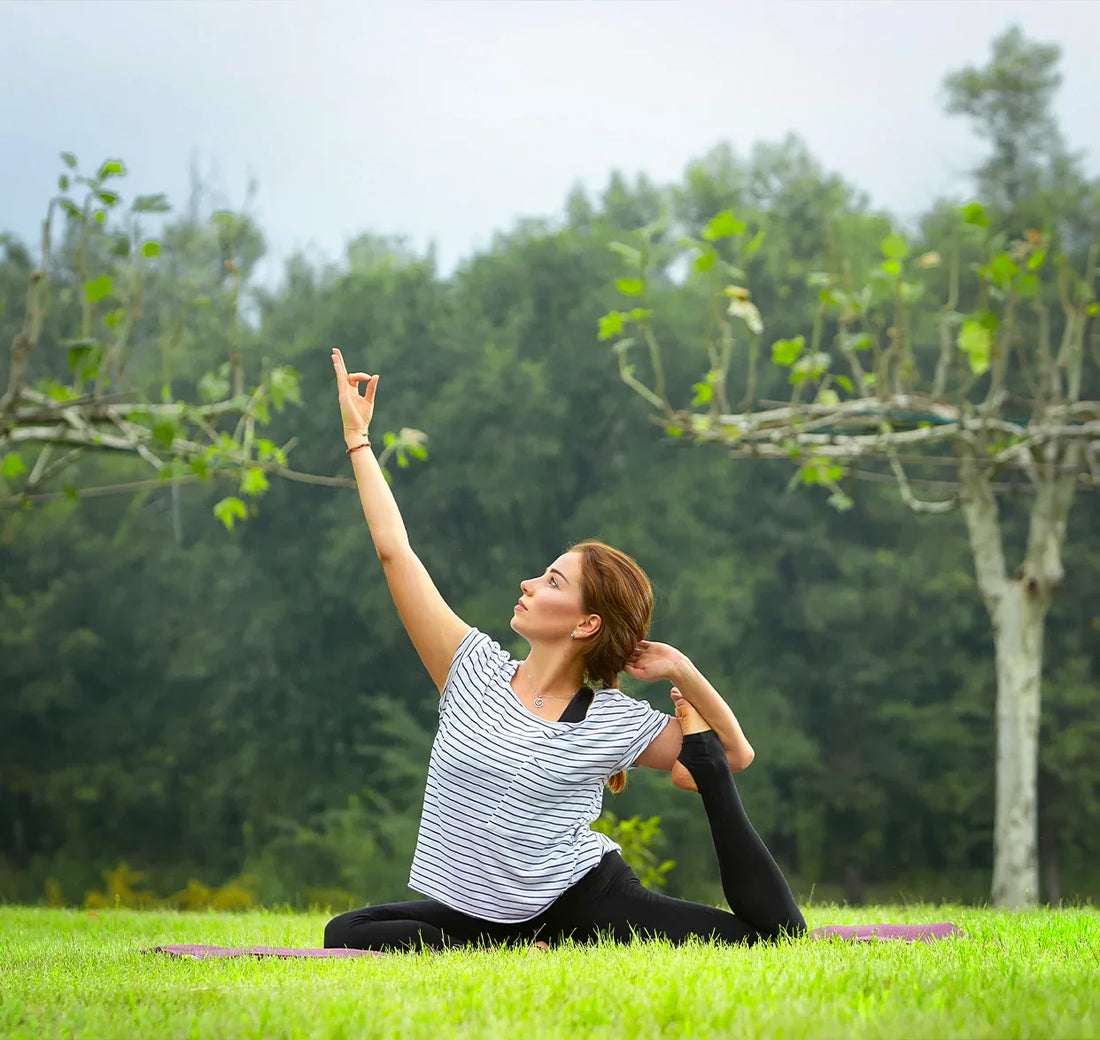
[324,731,806,950]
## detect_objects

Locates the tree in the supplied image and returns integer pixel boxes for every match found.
[0,154,423,527]
[601,62,1099,905]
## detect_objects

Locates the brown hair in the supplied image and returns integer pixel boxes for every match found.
[568,541,654,794]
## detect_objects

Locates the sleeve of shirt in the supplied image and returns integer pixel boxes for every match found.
[605,695,673,775]
[439,627,511,717]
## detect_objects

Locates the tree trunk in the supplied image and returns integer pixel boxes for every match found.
[958,444,1079,909]
[990,579,1044,908]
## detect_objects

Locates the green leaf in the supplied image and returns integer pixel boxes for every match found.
[240,468,270,497]
[97,159,126,178]
[132,193,171,213]
[213,496,248,530]
[1027,250,1046,270]
[102,309,124,329]
[97,190,120,207]
[666,425,683,437]
[598,311,624,341]
[267,366,301,412]
[142,241,161,258]
[881,233,909,260]
[189,457,210,481]
[693,250,717,272]
[791,353,832,385]
[67,343,102,380]
[84,276,113,303]
[881,259,901,276]
[608,241,641,266]
[60,199,81,219]
[771,336,804,366]
[744,229,766,259]
[691,382,713,407]
[61,152,77,169]
[94,211,106,225]
[842,333,872,351]
[192,296,212,308]
[1016,274,1039,298]
[818,389,840,407]
[836,375,854,393]
[961,202,990,227]
[828,491,854,511]
[151,420,178,451]
[958,319,993,375]
[58,174,70,191]
[2,454,26,480]
[616,278,644,297]
[198,369,231,403]
[702,210,744,240]
[989,253,1018,289]
[626,308,652,322]
[37,378,79,402]
[826,465,844,481]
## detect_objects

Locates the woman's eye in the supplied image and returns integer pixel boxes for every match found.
[548,576,558,588]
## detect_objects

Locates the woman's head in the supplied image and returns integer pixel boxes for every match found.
[510,540,653,689]
[510,540,652,795]
[568,541,653,689]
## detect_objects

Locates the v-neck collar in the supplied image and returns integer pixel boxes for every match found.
[506,661,594,725]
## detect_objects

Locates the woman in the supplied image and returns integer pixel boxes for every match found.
[323,348,806,950]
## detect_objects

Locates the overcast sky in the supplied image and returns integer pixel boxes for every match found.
[2,0,1098,281]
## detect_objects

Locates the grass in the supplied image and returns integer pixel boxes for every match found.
[1,904,1097,1039]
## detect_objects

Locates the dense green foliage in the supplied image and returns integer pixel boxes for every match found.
[2,907,1098,1039]
[1,29,1097,911]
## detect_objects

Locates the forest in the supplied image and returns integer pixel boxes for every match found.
[1,27,1097,912]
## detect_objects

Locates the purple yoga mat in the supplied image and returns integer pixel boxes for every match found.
[145,945,384,959]
[145,923,960,958]
[809,923,960,943]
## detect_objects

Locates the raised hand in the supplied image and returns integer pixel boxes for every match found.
[624,639,687,684]
[331,348,377,440]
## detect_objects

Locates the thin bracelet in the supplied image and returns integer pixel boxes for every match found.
[346,440,371,454]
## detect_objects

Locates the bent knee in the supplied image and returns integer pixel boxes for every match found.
[323,910,356,949]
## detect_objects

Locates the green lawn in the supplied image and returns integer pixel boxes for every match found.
[1,904,1097,1039]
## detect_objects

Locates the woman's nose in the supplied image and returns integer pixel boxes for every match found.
[519,579,532,596]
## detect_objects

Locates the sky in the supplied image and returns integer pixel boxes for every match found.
[2,0,1098,282]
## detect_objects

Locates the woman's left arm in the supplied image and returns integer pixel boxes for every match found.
[628,641,755,773]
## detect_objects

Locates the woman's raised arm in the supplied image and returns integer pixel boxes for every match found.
[332,348,468,693]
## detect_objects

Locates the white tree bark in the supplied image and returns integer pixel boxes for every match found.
[989,578,1043,908]
[959,444,1080,908]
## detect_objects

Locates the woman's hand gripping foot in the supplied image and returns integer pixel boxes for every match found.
[670,687,710,793]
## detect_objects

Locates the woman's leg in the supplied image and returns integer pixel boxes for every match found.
[541,851,763,945]
[675,727,806,940]
[544,700,805,947]
[324,899,532,952]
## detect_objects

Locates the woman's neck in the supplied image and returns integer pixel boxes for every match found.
[521,643,586,698]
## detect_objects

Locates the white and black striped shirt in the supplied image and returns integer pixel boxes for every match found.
[408,627,670,923]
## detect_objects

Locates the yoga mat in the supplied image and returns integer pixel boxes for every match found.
[146,924,960,958]
[809,923,960,943]
[144,945,383,959]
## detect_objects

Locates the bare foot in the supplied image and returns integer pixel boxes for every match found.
[670,687,710,792]
[531,941,550,952]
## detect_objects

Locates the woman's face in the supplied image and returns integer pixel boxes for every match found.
[510,551,588,643]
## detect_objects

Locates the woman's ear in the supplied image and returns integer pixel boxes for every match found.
[577,613,602,639]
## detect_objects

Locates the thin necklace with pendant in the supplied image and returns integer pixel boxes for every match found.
[524,662,571,709]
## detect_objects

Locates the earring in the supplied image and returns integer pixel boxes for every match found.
[570,632,576,640]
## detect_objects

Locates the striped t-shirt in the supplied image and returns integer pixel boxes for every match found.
[407,627,670,922]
